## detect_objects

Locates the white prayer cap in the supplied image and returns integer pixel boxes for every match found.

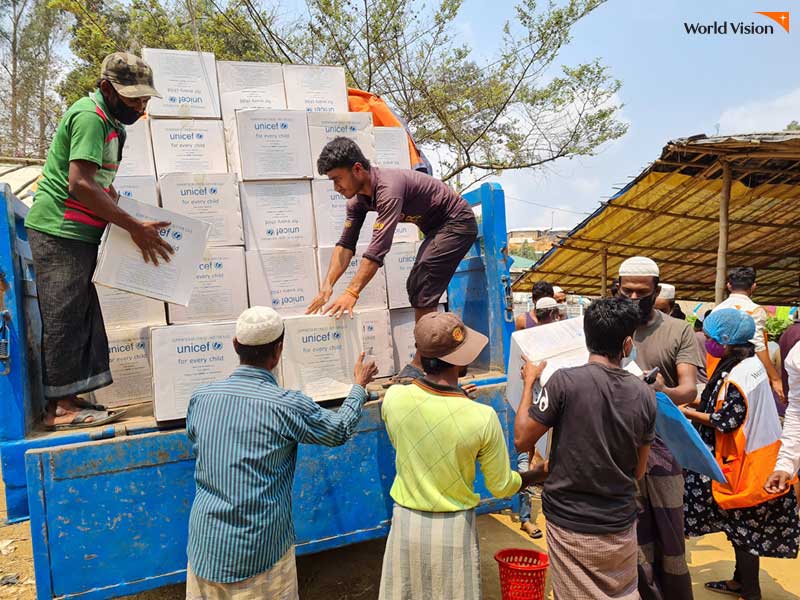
[535,297,559,310]
[618,256,660,278]
[553,286,564,294]
[658,283,676,300]
[236,306,284,346]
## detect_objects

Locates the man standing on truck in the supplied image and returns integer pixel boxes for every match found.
[186,306,377,599]
[307,137,479,380]
[24,52,173,430]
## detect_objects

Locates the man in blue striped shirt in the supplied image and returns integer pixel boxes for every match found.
[185,306,378,599]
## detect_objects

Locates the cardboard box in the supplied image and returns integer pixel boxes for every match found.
[150,321,238,421]
[281,314,363,401]
[359,309,394,377]
[167,247,248,325]
[240,181,315,250]
[307,112,376,175]
[113,176,159,207]
[245,248,318,317]
[97,286,166,329]
[93,197,211,306]
[374,127,411,170]
[394,223,420,243]
[142,48,221,118]
[117,117,155,177]
[316,245,388,310]
[216,61,286,112]
[390,306,443,372]
[159,173,243,246]
[282,64,348,113]
[310,180,376,247]
[93,327,153,408]
[150,119,227,177]
[235,109,313,180]
[383,242,418,309]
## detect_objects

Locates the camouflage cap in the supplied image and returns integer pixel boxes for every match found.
[100,52,162,99]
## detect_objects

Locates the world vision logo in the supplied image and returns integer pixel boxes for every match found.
[684,11,789,34]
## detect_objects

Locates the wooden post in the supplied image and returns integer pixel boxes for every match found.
[715,161,732,304]
[601,247,608,297]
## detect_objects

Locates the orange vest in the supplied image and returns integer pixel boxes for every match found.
[712,357,796,509]
[347,88,430,173]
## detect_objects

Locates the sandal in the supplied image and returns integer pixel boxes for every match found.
[521,522,543,539]
[44,407,127,431]
[704,580,742,596]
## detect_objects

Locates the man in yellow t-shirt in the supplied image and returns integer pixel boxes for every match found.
[379,312,544,600]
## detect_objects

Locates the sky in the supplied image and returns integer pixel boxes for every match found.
[449,0,799,231]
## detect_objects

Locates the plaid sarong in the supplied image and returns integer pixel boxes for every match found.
[27,228,111,399]
[379,504,481,600]
[546,521,639,600]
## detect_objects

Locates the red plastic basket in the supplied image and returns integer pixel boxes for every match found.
[494,548,549,600]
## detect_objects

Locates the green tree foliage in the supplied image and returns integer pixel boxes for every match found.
[786,120,800,132]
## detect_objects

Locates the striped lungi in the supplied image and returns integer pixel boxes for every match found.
[379,504,481,600]
[636,440,694,600]
[546,521,638,600]
[185,546,298,600]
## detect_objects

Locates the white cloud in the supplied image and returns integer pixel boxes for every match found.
[717,87,800,135]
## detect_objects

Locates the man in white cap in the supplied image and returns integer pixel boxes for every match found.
[655,283,686,320]
[185,306,378,600]
[616,256,703,600]
[553,285,567,304]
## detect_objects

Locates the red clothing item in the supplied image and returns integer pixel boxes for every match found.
[336,167,473,265]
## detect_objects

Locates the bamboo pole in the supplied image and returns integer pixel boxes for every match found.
[715,161,732,303]
[600,248,608,297]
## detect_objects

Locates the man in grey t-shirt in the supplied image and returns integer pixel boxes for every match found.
[307,137,478,379]
[514,297,655,600]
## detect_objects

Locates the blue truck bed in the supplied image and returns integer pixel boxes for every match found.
[0,182,517,599]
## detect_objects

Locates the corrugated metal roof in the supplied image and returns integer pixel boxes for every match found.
[514,132,800,304]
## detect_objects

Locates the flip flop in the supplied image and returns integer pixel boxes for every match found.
[45,407,127,432]
[704,581,742,596]
[521,522,543,539]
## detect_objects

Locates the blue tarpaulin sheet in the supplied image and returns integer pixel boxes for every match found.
[655,392,726,483]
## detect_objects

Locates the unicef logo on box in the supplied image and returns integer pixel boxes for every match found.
[195,132,204,140]
[209,186,218,195]
[171,230,183,241]
[213,261,223,269]
[272,298,280,306]
[366,324,374,332]
[122,190,133,197]
[266,228,275,236]
[332,331,342,340]
[212,341,224,351]
[136,341,146,350]
[168,96,178,103]
[280,122,289,129]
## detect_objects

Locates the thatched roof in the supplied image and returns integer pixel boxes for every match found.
[514,132,800,304]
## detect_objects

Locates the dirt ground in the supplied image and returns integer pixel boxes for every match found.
[1,474,798,599]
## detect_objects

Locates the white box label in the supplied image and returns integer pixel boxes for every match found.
[240,181,315,249]
[143,48,221,118]
[317,245,388,310]
[359,309,394,377]
[151,321,238,421]
[217,61,286,112]
[117,118,155,177]
[150,119,227,177]
[374,127,411,170]
[159,172,243,246]
[113,176,159,207]
[281,315,363,401]
[94,327,153,408]
[168,247,249,325]
[93,197,211,306]
[235,109,313,180]
[245,248,318,317]
[384,242,418,309]
[307,112,376,176]
[97,286,166,329]
[282,64,348,113]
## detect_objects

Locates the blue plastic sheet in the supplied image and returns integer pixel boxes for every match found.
[654,392,726,483]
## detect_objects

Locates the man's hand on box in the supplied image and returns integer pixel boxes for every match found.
[131,220,174,266]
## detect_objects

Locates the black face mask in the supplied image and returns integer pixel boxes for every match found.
[106,88,144,125]
[632,294,656,324]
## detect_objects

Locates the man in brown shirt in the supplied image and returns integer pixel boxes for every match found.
[307,137,478,379]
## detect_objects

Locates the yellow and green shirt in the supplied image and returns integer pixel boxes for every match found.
[25,90,126,244]
[381,379,521,512]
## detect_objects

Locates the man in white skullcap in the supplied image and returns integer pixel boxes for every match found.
[655,283,687,320]
[185,306,378,600]
[552,285,567,304]
[615,257,703,600]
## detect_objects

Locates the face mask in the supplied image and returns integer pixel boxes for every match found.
[632,294,655,324]
[106,88,144,125]
[621,340,638,368]
[705,338,726,358]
